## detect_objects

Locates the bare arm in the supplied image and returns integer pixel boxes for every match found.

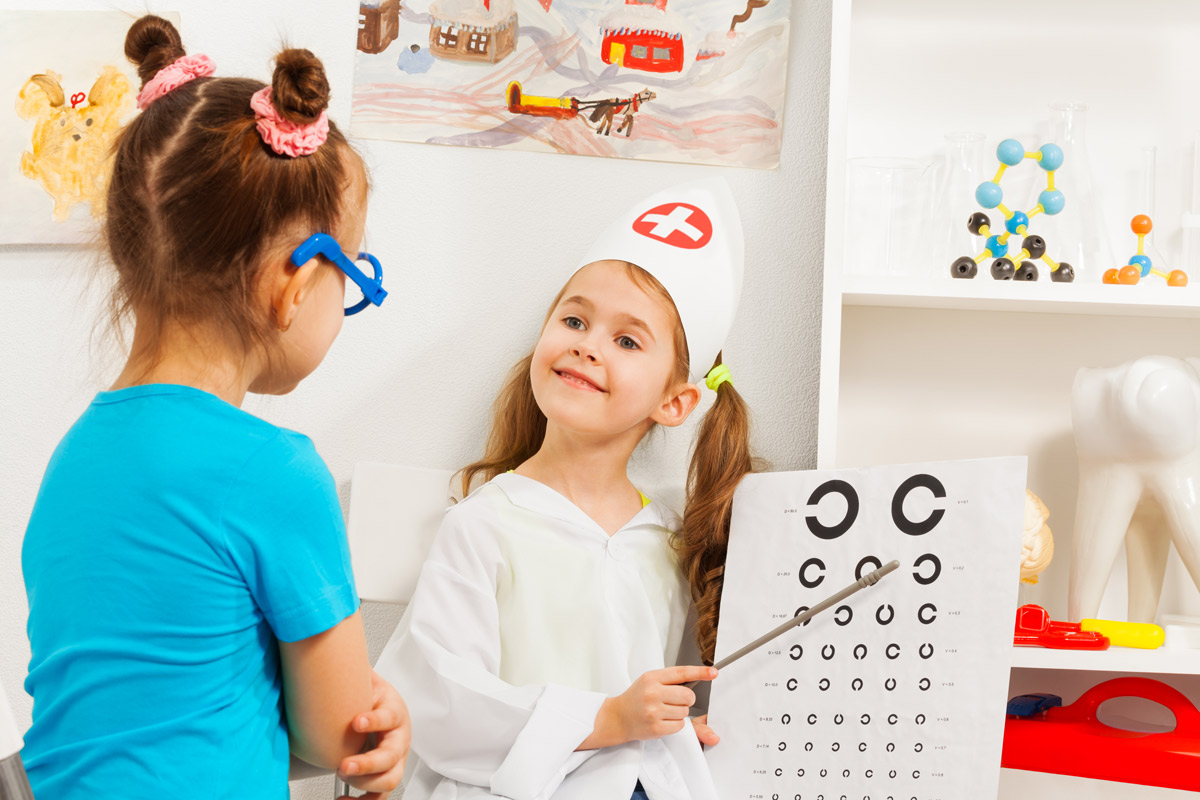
[279,610,374,769]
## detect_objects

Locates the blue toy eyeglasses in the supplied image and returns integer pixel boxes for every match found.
[290,233,387,316]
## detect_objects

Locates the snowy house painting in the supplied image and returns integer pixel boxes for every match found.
[350,0,794,170]
[600,0,685,74]
[428,0,517,64]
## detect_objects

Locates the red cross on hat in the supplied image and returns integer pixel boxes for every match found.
[632,203,713,250]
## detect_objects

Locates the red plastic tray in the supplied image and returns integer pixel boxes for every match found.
[1002,676,1200,791]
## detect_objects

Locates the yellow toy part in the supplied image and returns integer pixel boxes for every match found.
[1079,618,1165,649]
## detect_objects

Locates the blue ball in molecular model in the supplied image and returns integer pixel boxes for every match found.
[985,234,1009,259]
[997,139,1025,166]
[1006,211,1029,235]
[1039,189,1065,216]
[976,181,1003,209]
[1129,254,1153,277]
[1038,144,1064,171]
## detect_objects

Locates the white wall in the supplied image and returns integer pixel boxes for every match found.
[0,0,832,796]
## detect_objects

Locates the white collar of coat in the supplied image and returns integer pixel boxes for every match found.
[489,472,681,538]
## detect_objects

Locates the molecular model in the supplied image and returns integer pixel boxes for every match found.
[951,138,1074,282]
[1103,215,1188,286]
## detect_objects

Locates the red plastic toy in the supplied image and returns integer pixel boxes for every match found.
[1013,603,1109,650]
[1003,677,1200,791]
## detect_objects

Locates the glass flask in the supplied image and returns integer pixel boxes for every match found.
[1036,102,1114,282]
[844,157,926,278]
[925,132,987,280]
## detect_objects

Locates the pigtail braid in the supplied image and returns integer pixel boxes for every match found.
[676,352,759,665]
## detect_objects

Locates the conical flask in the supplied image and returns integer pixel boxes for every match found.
[926,132,987,279]
[1037,103,1114,281]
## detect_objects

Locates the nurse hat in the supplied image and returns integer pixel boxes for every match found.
[575,179,744,384]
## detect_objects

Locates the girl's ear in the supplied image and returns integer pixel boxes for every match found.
[268,254,321,332]
[652,381,702,428]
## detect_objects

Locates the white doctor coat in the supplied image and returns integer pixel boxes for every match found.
[375,472,720,800]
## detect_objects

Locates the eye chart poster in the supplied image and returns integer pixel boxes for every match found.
[706,457,1026,800]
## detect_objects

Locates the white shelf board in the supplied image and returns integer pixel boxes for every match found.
[842,275,1200,318]
[1010,645,1200,675]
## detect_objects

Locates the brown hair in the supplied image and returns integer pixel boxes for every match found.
[105,15,362,371]
[460,260,758,664]
[675,353,760,665]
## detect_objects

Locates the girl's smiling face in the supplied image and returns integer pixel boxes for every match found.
[530,259,690,438]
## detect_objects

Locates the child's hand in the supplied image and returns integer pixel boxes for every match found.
[691,714,719,747]
[580,666,717,749]
[335,669,411,799]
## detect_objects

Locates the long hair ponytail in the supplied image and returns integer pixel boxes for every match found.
[675,352,759,665]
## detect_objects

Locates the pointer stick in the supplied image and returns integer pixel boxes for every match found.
[697,560,900,683]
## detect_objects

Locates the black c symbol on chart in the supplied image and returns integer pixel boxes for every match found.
[790,644,803,660]
[919,642,934,660]
[787,678,798,691]
[859,742,867,752]
[853,643,867,661]
[808,713,818,725]
[886,643,900,660]
[775,768,782,776]
[782,713,791,724]
[806,479,860,540]
[876,604,894,625]
[889,770,897,778]
[835,605,854,626]
[819,678,831,691]
[799,557,826,588]
[851,678,863,691]
[918,603,938,624]
[865,769,873,778]
[892,474,947,536]
[888,714,898,725]
[860,714,871,724]
[914,743,923,753]
[778,742,786,751]
[913,771,921,780]
[855,555,882,580]
[918,677,931,691]
[916,714,927,725]
[834,714,844,725]
[804,742,813,752]
[913,553,942,585]
[794,606,812,626]
[822,644,836,660]
[886,742,895,753]
[884,677,896,691]
[831,742,840,752]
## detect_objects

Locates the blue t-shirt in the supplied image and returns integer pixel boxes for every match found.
[21,384,360,799]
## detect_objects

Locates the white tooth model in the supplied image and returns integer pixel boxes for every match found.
[1021,490,1053,584]
[1070,355,1200,622]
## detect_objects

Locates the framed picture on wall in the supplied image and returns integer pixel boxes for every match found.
[1,11,179,246]
[349,0,793,169]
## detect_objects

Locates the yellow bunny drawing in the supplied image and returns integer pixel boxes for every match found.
[16,65,131,221]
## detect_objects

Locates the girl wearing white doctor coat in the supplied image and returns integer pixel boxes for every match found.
[378,180,753,800]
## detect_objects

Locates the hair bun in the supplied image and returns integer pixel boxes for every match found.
[125,15,186,87]
[270,48,330,125]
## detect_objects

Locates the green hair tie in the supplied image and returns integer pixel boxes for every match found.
[705,363,732,391]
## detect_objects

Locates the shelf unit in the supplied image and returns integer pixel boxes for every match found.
[819,1,1200,797]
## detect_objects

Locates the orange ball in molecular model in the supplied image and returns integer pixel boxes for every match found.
[1118,265,1142,284]
[1169,270,1189,287]
[1131,214,1153,236]
[1103,268,1121,284]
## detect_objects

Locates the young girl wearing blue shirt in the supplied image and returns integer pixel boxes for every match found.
[21,15,407,799]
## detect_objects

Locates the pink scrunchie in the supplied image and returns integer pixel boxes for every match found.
[135,53,215,110]
[250,86,329,157]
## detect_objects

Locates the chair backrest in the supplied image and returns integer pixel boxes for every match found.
[1,676,34,798]
[347,462,457,606]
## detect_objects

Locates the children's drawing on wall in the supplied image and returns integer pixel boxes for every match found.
[350,0,792,169]
[0,12,174,244]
